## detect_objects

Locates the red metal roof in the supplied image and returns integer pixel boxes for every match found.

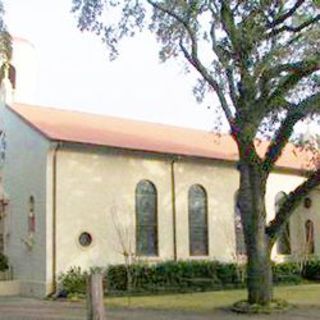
[9,103,311,171]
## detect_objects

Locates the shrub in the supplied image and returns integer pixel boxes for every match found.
[58,266,87,296]
[303,260,320,281]
[272,262,302,284]
[106,260,244,294]
[0,253,8,271]
[58,260,320,297]
[107,264,128,291]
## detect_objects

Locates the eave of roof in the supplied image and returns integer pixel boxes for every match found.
[8,103,312,172]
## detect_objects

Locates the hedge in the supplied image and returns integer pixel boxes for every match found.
[272,262,302,284]
[107,260,243,293]
[58,259,320,297]
[303,260,320,280]
[0,253,9,271]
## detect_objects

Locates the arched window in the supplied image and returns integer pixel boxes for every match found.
[234,191,246,256]
[28,196,35,233]
[305,219,315,254]
[188,184,208,256]
[135,180,158,256]
[275,192,291,255]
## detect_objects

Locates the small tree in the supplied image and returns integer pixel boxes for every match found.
[72,0,320,306]
[111,205,138,297]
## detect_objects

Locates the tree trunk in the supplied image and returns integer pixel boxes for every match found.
[246,228,273,305]
[238,162,273,305]
[86,273,106,320]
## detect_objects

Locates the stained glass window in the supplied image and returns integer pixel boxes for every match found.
[305,219,315,254]
[136,180,158,256]
[189,184,208,256]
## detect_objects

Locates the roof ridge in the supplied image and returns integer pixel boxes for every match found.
[12,102,224,135]
[7,102,312,172]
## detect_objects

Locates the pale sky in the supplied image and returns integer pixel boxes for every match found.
[3,0,221,131]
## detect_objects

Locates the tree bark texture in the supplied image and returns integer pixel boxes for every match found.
[86,273,106,320]
[238,162,273,305]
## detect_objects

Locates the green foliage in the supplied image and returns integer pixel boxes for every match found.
[0,31,12,61]
[303,260,320,280]
[58,260,320,297]
[107,260,244,294]
[272,260,320,284]
[272,262,302,285]
[58,266,87,295]
[0,252,8,271]
[107,264,128,291]
[0,1,12,61]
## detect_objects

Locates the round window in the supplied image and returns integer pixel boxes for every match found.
[79,232,92,247]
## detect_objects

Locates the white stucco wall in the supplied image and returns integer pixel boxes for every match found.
[266,170,305,260]
[289,188,320,260]
[2,106,50,297]
[175,160,309,261]
[54,145,174,274]
[53,145,311,276]
[174,159,239,261]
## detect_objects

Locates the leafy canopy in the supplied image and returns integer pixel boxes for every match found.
[72,1,319,143]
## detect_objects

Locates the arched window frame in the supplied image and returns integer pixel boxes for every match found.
[188,184,209,256]
[305,219,315,255]
[135,180,158,257]
[275,192,291,255]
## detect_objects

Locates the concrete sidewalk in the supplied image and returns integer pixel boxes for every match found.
[1,297,320,320]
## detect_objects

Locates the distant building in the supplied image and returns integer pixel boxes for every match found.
[0,38,318,297]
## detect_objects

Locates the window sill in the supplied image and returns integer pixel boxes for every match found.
[136,256,162,263]
[188,255,210,260]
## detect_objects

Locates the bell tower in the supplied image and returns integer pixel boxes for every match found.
[0,37,37,253]
[0,37,37,105]
[10,37,37,104]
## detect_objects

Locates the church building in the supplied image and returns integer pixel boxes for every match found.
[0,38,318,297]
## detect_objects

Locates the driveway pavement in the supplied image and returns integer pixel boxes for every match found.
[1,296,320,320]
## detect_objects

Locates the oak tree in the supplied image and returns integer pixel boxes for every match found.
[72,0,320,306]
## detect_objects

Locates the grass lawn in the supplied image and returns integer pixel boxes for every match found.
[105,284,320,312]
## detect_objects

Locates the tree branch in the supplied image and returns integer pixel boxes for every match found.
[179,41,235,124]
[267,14,320,38]
[226,67,237,106]
[262,93,320,173]
[146,0,235,125]
[209,20,237,107]
[267,0,305,28]
[266,169,320,240]
[265,59,320,109]
[220,2,238,53]
[261,56,320,85]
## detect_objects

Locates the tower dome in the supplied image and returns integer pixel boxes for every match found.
[10,37,37,104]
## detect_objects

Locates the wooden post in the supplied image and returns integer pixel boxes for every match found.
[86,272,106,320]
